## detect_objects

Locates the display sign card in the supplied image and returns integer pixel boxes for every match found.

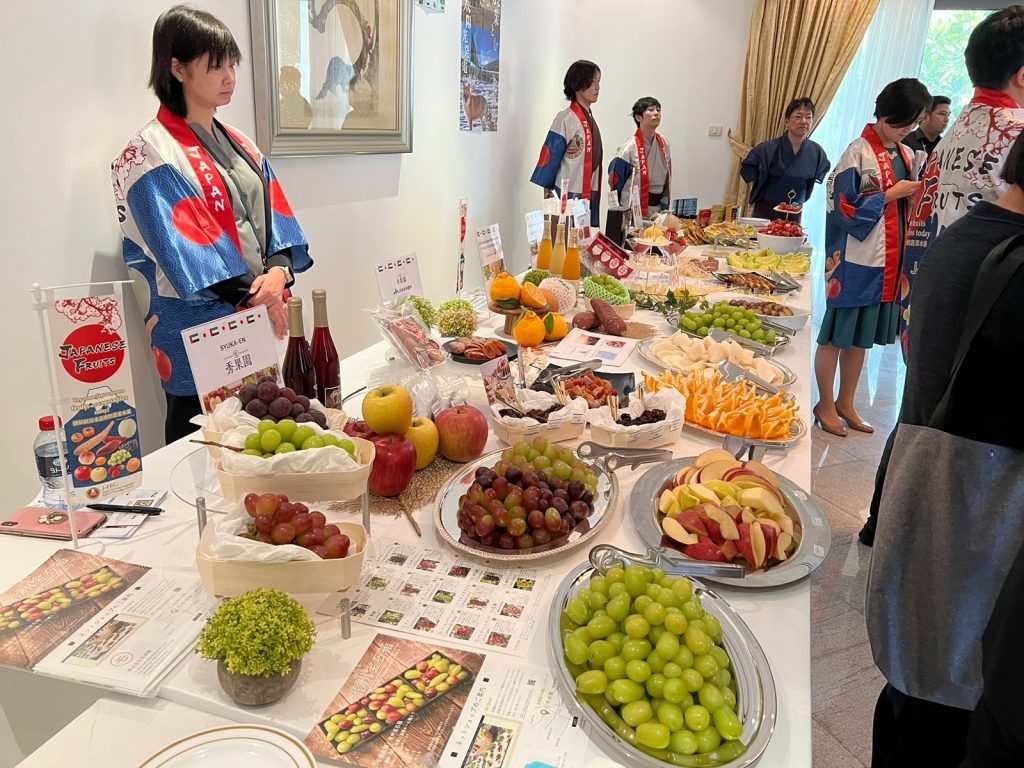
[475,224,505,283]
[524,210,544,265]
[573,197,592,237]
[376,253,424,306]
[479,355,512,406]
[180,307,280,415]
[548,327,638,368]
[47,290,143,504]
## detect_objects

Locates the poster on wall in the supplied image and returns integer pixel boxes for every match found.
[46,290,143,503]
[459,0,501,131]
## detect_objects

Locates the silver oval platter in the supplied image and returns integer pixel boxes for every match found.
[629,457,830,587]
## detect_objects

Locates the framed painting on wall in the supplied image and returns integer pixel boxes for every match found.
[250,0,414,156]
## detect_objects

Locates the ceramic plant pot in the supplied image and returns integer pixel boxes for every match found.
[217,658,302,706]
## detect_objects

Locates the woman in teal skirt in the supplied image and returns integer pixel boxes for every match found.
[813,79,932,436]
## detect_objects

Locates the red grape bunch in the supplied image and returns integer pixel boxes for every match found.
[239,376,328,427]
[456,437,601,551]
[759,219,804,237]
[240,492,352,559]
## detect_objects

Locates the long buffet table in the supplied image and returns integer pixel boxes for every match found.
[1,274,814,767]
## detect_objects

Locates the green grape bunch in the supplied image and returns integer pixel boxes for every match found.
[108,449,132,467]
[561,563,747,763]
[678,301,778,345]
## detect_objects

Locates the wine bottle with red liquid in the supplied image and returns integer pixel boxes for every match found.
[311,288,341,409]
[282,296,316,400]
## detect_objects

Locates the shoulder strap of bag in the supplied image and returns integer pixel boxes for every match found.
[932,232,1024,426]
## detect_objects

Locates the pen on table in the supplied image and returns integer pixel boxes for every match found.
[86,504,163,516]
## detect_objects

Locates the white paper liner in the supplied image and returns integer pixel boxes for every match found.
[191,395,343,432]
[199,504,326,562]
[219,423,362,475]
[587,389,686,435]
[490,389,589,428]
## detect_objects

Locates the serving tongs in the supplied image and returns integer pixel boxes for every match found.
[716,359,794,403]
[589,543,745,580]
[708,327,778,357]
[535,358,603,387]
[762,270,801,292]
[576,441,672,473]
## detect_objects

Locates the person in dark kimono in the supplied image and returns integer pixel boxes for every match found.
[740,97,831,221]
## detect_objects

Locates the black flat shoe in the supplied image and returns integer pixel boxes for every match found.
[858,520,875,547]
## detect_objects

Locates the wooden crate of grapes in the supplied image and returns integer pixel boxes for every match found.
[196,520,368,597]
[215,435,375,502]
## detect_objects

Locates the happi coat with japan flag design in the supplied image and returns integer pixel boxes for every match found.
[608,130,672,216]
[531,103,602,226]
[823,125,926,310]
[111,108,311,395]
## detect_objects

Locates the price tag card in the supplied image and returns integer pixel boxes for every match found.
[181,307,280,415]
[375,253,423,306]
[525,210,544,245]
[572,198,593,241]
[475,224,506,283]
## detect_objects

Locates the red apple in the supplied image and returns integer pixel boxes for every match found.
[343,419,377,441]
[368,434,417,497]
[435,405,488,462]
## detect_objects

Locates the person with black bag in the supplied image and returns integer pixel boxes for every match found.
[865,130,1024,766]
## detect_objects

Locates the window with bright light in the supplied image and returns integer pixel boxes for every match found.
[919,10,991,114]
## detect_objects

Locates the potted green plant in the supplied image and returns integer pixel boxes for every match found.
[197,587,316,706]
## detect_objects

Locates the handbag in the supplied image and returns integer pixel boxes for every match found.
[866,233,1024,710]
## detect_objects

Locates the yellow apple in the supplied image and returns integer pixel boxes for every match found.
[361,385,414,435]
[406,417,439,470]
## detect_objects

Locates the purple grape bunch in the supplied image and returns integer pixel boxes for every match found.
[238,376,327,428]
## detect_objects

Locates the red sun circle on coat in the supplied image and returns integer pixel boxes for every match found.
[268,180,294,216]
[59,324,126,383]
[827,278,842,299]
[172,198,223,245]
[537,146,551,168]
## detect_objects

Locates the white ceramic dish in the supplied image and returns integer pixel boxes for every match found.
[703,292,812,332]
[756,233,805,253]
[139,724,316,767]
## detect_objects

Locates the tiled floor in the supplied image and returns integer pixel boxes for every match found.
[808,320,906,766]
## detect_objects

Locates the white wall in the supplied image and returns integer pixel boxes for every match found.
[0,0,749,504]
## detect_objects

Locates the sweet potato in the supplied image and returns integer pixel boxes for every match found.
[590,299,627,336]
[572,311,598,330]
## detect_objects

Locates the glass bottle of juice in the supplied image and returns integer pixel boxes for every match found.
[282,296,316,400]
[562,227,581,281]
[550,220,567,276]
[536,218,553,270]
[310,289,341,409]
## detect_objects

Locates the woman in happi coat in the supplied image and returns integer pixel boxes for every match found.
[813,79,931,437]
[530,60,603,226]
[608,96,672,217]
[112,6,311,443]
[740,97,830,221]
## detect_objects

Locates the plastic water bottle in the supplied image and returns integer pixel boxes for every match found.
[33,416,68,509]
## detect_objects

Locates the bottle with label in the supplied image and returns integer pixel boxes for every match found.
[550,220,567,276]
[310,288,341,409]
[562,227,581,282]
[282,297,317,400]
[33,416,68,509]
[536,218,553,270]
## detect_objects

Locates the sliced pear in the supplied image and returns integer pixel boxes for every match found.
[750,521,768,569]
[693,449,736,468]
[704,506,740,540]
[673,487,701,511]
[774,531,794,560]
[687,483,721,504]
[737,486,784,517]
[703,479,740,499]
[662,515,699,545]
[659,489,678,515]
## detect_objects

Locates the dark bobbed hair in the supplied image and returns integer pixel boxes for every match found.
[930,95,952,111]
[563,60,600,102]
[149,5,242,117]
[632,97,661,127]
[966,6,1024,90]
[874,78,932,128]
[785,97,816,119]
[1001,129,1024,185]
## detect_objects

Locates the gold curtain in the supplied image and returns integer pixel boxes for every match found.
[726,0,880,210]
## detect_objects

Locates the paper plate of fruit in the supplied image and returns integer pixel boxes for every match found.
[629,449,830,587]
[433,439,618,562]
[549,557,776,767]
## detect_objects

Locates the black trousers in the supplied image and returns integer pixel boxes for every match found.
[165,392,202,445]
[872,684,971,767]
[862,426,899,540]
